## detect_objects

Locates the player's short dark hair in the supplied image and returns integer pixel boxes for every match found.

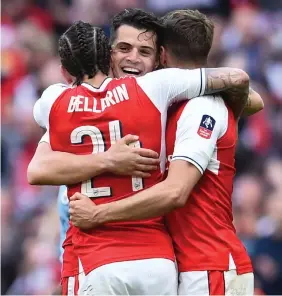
[58,21,111,86]
[161,9,214,64]
[109,8,163,54]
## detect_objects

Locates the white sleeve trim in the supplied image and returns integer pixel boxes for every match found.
[38,132,50,144]
[199,68,206,96]
[171,156,204,174]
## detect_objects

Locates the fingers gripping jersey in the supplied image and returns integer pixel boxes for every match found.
[33,68,206,275]
[165,96,253,274]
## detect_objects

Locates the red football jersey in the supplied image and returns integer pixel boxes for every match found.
[165,96,253,274]
[33,68,206,275]
[61,236,80,278]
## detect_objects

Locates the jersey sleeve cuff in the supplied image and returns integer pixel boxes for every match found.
[38,132,50,144]
[199,68,206,96]
[171,156,204,174]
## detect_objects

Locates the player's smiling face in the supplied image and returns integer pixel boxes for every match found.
[111,25,158,78]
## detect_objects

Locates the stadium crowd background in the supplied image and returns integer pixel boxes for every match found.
[1,0,282,294]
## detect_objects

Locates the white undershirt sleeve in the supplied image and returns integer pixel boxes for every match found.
[33,83,68,129]
[33,83,68,144]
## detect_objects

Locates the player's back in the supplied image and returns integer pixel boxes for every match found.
[47,77,174,274]
[36,67,206,274]
[166,97,252,275]
[50,78,164,196]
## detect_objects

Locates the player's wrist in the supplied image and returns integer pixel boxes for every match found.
[92,203,109,225]
[87,152,112,174]
[102,150,116,173]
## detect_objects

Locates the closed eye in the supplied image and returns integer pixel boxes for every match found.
[139,49,152,56]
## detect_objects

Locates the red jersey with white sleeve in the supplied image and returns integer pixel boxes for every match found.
[33,68,206,275]
[165,95,253,274]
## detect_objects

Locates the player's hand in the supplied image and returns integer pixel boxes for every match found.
[106,134,160,178]
[69,193,98,229]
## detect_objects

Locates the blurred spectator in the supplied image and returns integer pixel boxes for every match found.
[253,194,282,294]
[1,0,281,294]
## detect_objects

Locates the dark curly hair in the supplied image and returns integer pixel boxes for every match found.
[58,21,111,86]
[109,8,163,54]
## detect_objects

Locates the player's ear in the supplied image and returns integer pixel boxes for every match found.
[160,46,167,68]
[60,65,73,85]
[155,59,159,70]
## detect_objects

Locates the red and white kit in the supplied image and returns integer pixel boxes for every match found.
[166,96,254,295]
[34,68,206,295]
[60,240,84,296]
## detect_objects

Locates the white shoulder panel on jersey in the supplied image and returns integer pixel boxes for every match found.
[172,95,228,174]
[136,68,205,113]
[33,83,68,129]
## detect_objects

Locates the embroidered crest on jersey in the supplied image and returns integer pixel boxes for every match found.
[197,115,216,139]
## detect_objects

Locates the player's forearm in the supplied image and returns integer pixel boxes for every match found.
[93,180,187,224]
[204,68,250,118]
[242,88,264,116]
[27,150,110,185]
[92,161,200,224]
[204,68,250,94]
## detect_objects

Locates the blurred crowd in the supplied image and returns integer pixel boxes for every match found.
[1,0,282,294]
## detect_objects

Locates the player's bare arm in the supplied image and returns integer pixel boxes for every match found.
[204,68,250,118]
[69,96,225,229]
[242,87,264,116]
[204,68,249,94]
[69,160,200,228]
[223,87,264,118]
[27,135,160,185]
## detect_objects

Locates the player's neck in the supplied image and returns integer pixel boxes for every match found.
[174,62,206,70]
[83,71,109,88]
[169,57,207,70]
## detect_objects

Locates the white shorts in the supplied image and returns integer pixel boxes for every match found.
[62,271,85,295]
[79,258,178,295]
[178,270,254,295]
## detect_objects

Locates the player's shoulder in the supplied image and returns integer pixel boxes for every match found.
[136,68,179,82]
[189,94,224,105]
[33,83,69,128]
[185,95,227,112]
[40,83,69,102]
[177,95,228,128]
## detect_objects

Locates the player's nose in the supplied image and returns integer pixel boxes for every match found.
[125,48,140,63]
